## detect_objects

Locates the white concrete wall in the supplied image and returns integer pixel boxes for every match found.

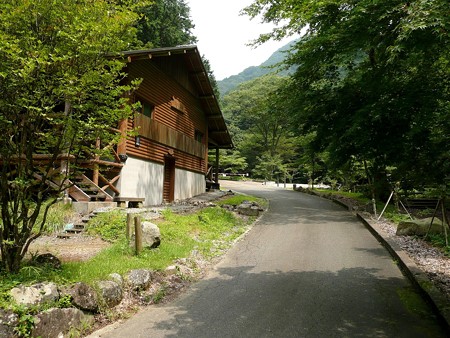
[117,156,164,206]
[174,168,206,201]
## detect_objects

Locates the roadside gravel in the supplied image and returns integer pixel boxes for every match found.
[374,216,450,302]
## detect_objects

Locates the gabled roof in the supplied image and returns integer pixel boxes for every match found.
[120,46,233,149]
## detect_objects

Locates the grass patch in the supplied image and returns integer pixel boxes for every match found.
[86,210,127,242]
[216,194,267,208]
[315,189,370,204]
[314,189,416,223]
[425,233,450,257]
[51,206,250,284]
[26,201,76,234]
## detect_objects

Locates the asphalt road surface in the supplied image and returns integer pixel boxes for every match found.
[90,181,447,338]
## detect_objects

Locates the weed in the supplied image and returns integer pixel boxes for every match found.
[86,210,127,242]
[39,201,75,234]
[12,307,36,338]
[152,286,167,304]
[425,234,450,256]
[57,295,73,308]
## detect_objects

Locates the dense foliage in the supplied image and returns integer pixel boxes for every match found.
[239,0,449,196]
[220,74,299,182]
[218,39,297,95]
[135,0,197,48]
[0,0,143,273]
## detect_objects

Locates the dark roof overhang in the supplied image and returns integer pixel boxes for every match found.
[119,46,233,149]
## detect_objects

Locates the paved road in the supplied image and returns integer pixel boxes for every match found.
[91,181,447,337]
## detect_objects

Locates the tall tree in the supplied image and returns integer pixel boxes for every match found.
[0,0,141,273]
[136,0,197,48]
[244,0,450,196]
[222,74,298,178]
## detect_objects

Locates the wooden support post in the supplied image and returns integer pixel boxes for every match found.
[126,213,133,241]
[117,118,128,156]
[93,137,100,185]
[215,147,219,184]
[134,215,142,255]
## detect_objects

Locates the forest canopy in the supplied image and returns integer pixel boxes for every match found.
[227,0,450,196]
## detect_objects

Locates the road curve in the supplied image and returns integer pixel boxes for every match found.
[89,181,447,337]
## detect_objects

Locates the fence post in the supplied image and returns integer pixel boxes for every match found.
[126,213,133,241]
[134,215,142,255]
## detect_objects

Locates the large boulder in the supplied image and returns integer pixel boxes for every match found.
[32,307,93,338]
[0,309,18,338]
[131,221,161,249]
[236,201,263,217]
[126,269,153,291]
[64,282,98,312]
[97,280,123,308]
[109,273,124,287]
[396,217,447,236]
[10,282,59,307]
[34,253,62,270]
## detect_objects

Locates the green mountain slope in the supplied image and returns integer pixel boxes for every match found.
[218,39,298,96]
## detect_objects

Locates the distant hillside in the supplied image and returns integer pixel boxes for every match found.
[218,39,298,96]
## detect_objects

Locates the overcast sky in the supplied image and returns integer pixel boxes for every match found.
[186,0,296,80]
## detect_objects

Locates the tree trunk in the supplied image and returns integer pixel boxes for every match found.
[2,245,22,273]
[363,160,377,217]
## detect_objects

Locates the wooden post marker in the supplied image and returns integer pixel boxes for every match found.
[134,215,142,255]
[126,213,133,241]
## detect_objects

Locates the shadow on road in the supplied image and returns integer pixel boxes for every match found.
[151,265,446,337]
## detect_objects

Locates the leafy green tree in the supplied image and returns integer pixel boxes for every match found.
[136,0,197,48]
[221,74,299,177]
[244,0,450,197]
[134,1,222,104]
[209,149,248,175]
[0,0,141,273]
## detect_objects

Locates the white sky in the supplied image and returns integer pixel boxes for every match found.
[186,0,296,80]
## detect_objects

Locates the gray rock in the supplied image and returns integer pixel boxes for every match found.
[131,221,161,249]
[177,265,193,277]
[34,253,62,269]
[64,282,98,312]
[126,269,153,290]
[97,280,122,308]
[220,204,235,211]
[237,202,261,216]
[109,273,124,287]
[396,217,447,236]
[165,265,178,275]
[0,309,18,338]
[32,307,93,338]
[10,282,59,307]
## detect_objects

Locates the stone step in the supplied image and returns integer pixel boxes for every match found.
[57,232,74,239]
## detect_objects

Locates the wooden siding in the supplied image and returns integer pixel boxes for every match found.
[124,59,207,174]
[127,60,206,138]
[135,114,205,158]
[125,120,206,174]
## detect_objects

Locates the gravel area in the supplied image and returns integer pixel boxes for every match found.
[366,214,450,302]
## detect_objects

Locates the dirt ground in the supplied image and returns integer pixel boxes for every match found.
[28,235,111,262]
[27,190,232,263]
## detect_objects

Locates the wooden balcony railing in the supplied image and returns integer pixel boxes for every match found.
[135,114,205,159]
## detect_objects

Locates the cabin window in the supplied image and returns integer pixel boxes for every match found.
[136,97,154,118]
[195,130,203,143]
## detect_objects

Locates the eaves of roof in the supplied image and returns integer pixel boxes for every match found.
[119,46,233,149]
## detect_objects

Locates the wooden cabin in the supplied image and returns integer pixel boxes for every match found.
[111,46,232,205]
[2,46,231,209]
